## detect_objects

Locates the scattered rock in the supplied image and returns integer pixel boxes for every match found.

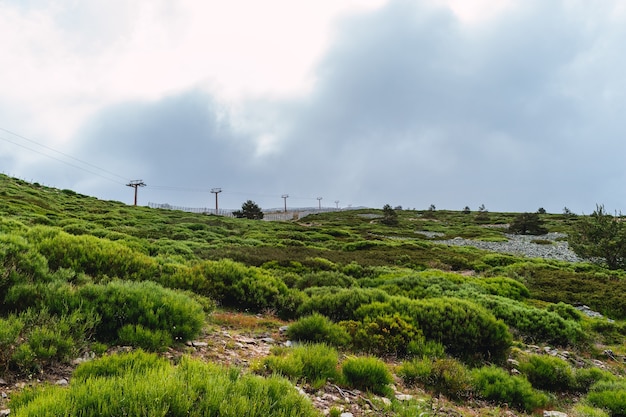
[544,411,568,417]
[380,397,392,406]
[340,413,354,417]
[55,378,69,386]
[259,337,275,344]
[190,341,208,348]
[0,409,9,416]
[395,394,413,401]
[279,325,289,333]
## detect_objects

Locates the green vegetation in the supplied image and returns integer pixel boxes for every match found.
[569,204,626,269]
[11,351,319,417]
[2,174,626,416]
[233,200,264,220]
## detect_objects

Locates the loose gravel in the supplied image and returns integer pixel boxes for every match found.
[435,232,582,263]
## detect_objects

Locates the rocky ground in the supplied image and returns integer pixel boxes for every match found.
[3,310,614,417]
[433,231,582,263]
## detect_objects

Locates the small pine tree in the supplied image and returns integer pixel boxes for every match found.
[381,204,399,226]
[509,212,547,235]
[462,206,471,214]
[569,204,626,270]
[233,200,264,220]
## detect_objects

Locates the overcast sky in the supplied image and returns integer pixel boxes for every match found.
[2,0,626,214]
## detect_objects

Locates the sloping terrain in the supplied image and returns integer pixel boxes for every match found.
[1,174,626,416]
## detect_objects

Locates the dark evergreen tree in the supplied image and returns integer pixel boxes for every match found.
[569,205,626,270]
[233,200,264,220]
[381,204,399,226]
[508,212,547,235]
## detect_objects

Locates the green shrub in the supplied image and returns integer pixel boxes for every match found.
[5,280,204,350]
[0,234,49,306]
[426,358,474,400]
[570,403,610,417]
[79,280,205,346]
[359,297,512,361]
[406,338,446,359]
[260,343,340,388]
[297,287,390,321]
[575,367,616,393]
[0,315,24,370]
[11,354,319,417]
[72,349,168,381]
[397,357,433,386]
[34,230,159,281]
[296,271,356,290]
[286,314,351,347]
[587,380,626,417]
[340,313,420,357]
[472,294,584,346]
[170,259,291,313]
[341,356,393,395]
[9,308,99,374]
[547,302,584,321]
[117,324,173,352]
[519,354,575,392]
[471,365,549,412]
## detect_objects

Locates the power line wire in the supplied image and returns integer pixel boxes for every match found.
[0,127,129,183]
[0,133,126,186]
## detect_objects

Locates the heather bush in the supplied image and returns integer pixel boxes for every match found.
[0,234,49,306]
[169,259,290,313]
[518,354,576,392]
[296,270,356,290]
[78,280,205,345]
[72,349,168,381]
[286,313,351,347]
[574,367,616,393]
[586,380,626,417]
[340,313,421,357]
[0,315,24,371]
[471,365,549,412]
[11,354,319,417]
[357,297,512,361]
[34,230,160,281]
[259,343,340,388]
[297,287,390,321]
[472,294,584,346]
[341,356,393,395]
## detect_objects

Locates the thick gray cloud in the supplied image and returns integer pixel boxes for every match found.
[258,1,626,213]
[11,0,626,213]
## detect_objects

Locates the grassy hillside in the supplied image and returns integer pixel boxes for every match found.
[1,173,626,416]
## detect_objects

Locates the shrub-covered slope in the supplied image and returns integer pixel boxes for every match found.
[2,174,626,416]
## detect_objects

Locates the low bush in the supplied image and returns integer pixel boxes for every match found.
[11,354,320,417]
[297,287,390,321]
[34,230,160,282]
[398,357,473,400]
[286,313,351,347]
[574,367,616,393]
[472,294,584,346]
[586,380,626,417]
[0,234,49,306]
[0,315,24,371]
[518,354,575,392]
[570,404,610,417]
[397,357,433,387]
[357,297,512,361]
[296,270,356,290]
[169,259,291,313]
[340,313,421,357]
[341,356,393,395]
[471,365,549,412]
[259,343,340,388]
